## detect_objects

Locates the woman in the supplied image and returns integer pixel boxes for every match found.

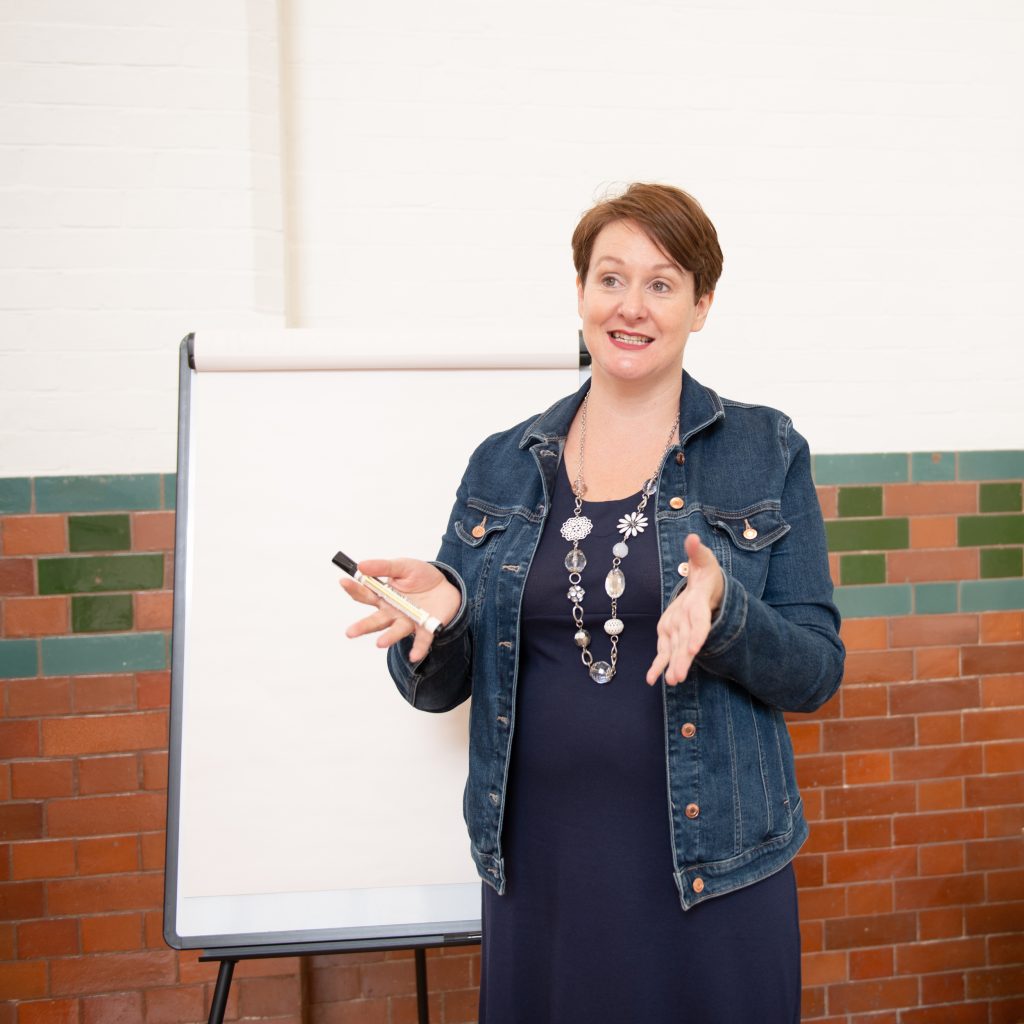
[341,183,844,1022]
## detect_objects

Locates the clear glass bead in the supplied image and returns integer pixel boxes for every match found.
[605,568,626,598]
[565,548,587,572]
[589,661,614,684]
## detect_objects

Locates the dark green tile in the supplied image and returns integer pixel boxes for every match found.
[38,555,163,595]
[69,515,131,553]
[72,594,133,633]
[825,518,910,552]
[0,639,39,679]
[958,515,1024,547]
[163,474,177,511]
[980,548,1023,579]
[813,454,908,485]
[0,478,32,514]
[41,632,166,676]
[980,483,1022,513]
[840,554,886,585]
[911,452,956,482]
[35,475,161,513]
[834,584,911,619]
[960,579,1024,612]
[838,487,883,518]
[958,451,1024,481]
[915,582,959,615]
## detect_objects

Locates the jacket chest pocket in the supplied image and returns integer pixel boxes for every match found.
[454,500,518,607]
[700,502,789,596]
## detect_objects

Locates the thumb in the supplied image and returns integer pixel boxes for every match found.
[685,533,715,566]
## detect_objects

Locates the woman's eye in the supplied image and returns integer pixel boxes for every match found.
[651,280,671,293]
[600,275,619,288]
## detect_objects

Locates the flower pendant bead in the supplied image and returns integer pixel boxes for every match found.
[567,584,585,602]
[605,568,625,599]
[617,512,648,538]
[589,661,614,685]
[564,548,587,572]
[561,515,593,542]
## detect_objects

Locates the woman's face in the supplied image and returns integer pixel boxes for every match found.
[577,219,712,391]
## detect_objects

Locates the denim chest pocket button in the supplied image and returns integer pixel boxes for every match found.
[701,504,789,552]
[454,506,515,547]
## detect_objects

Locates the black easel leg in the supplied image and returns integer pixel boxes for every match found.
[208,958,237,1024]
[415,947,429,1024]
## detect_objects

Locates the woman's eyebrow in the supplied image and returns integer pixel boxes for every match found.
[594,255,683,275]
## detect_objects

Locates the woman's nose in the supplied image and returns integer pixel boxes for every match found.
[619,285,646,320]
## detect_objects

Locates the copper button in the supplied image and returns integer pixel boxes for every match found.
[681,723,696,738]
[471,515,488,539]
[669,496,685,509]
[685,803,700,819]
[692,877,705,893]
[675,451,685,465]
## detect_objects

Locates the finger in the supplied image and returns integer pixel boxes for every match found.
[338,576,381,607]
[357,558,405,582]
[408,628,435,664]
[375,617,415,649]
[345,608,394,639]
[685,533,718,569]
[647,632,672,685]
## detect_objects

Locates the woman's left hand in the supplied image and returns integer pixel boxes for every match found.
[646,533,725,687]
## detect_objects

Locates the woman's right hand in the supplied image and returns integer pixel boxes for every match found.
[339,558,462,663]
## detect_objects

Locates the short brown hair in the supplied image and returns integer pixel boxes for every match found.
[572,183,723,299]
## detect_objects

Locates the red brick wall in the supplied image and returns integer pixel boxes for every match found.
[2,473,1023,1023]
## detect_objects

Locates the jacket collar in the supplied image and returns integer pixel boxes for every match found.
[518,369,725,450]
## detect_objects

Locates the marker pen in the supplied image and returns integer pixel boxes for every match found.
[332,551,444,635]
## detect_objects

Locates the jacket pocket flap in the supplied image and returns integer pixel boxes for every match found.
[455,502,515,547]
[701,503,789,551]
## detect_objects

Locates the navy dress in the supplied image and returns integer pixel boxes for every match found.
[479,464,801,1024]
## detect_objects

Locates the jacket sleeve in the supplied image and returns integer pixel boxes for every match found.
[693,419,845,712]
[386,471,475,713]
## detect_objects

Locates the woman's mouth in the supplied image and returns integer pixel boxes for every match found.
[609,331,654,348]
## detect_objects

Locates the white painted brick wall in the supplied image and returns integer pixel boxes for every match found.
[0,0,284,475]
[2,0,1022,473]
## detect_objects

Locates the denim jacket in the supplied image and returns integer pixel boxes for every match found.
[388,370,844,909]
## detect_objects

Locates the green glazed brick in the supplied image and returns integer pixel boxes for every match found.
[838,487,883,518]
[980,483,1022,513]
[957,515,1024,548]
[915,582,959,615]
[41,632,166,676]
[960,579,1024,613]
[38,555,163,595]
[840,554,886,586]
[72,594,133,633]
[834,584,912,619]
[825,518,910,553]
[69,515,131,553]
[958,451,1024,482]
[35,475,162,513]
[911,452,956,482]
[0,478,32,514]
[0,639,39,679]
[980,548,1023,579]
[163,474,177,511]
[813,454,908,485]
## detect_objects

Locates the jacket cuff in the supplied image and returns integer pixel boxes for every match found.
[701,568,748,657]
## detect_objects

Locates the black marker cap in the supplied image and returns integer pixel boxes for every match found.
[332,551,358,576]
